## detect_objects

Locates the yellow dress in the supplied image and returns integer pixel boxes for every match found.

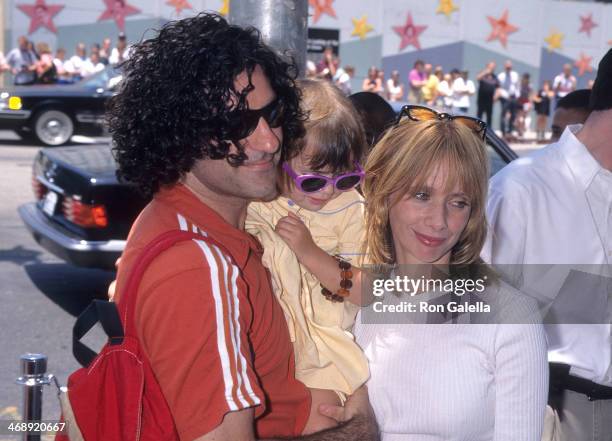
[246,190,369,396]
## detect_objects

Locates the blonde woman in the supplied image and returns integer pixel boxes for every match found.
[354,106,548,440]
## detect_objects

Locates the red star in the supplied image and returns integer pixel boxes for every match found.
[309,0,336,24]
[97,0,140,31]
[393,13,427,51]
[17,0,64,34]
[486,9,519,48]
[575,53,593,76]
[166,0,192,15]
[578,13,597,38]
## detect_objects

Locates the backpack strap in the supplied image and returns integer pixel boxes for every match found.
[73,299,125,367]
[72,230,236,367]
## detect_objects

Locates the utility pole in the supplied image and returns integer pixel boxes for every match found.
[229,0,308,77]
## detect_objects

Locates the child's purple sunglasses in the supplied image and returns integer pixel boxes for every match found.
[282,161,365,193]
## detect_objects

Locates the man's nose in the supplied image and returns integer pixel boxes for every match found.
[250,117,281,154]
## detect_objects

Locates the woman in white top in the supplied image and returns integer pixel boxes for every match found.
[387,70,404,102]
[436,73,454,111]
[355,106,548,440]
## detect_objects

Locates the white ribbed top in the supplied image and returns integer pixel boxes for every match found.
[355,319,548,440]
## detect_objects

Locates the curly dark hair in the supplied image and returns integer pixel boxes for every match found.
[108,12,304,196]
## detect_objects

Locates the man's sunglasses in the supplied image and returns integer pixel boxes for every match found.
[282,161,365,193]
[396,105,487,140]
[228,98,285,140]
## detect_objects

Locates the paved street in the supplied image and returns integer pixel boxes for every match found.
[0,131,111,435]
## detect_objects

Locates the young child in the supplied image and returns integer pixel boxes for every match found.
[246,79,369,433]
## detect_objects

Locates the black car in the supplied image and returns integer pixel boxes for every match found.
[0,67,121,146]
[18,129,517,270]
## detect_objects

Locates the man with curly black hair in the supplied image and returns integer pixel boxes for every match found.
[108,12,377,441]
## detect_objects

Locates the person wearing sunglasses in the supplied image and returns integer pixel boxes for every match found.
[353,105,548,440]
[107,14,379,441]
[246,78,371,433]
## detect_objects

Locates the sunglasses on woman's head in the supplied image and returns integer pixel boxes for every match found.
[396,105,487,141]
[282,161,365,193]
[228,98,285,140]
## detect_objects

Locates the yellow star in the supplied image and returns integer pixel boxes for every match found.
[436,0,458,19]
[544,29,564,52]
[351,15,374,40]
[219,0,229,16]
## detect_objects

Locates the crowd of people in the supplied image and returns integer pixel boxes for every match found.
[305,46,356,96]
[364,60,592,142]
[0,33,131,85]
[60,11,612,441]
[313,56,591,143]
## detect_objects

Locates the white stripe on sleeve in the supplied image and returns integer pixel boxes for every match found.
[193,239,239,411]
[215,246,261,407]
[177,213,188,231]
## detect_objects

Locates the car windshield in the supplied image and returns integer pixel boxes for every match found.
[78,67,122,90]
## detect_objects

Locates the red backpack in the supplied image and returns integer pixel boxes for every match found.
[56,230,229,440]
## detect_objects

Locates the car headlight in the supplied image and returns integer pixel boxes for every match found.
[0,93,23,110]
[0,92,7,110]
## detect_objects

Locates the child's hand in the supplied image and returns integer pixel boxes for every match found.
[275,212,317,259]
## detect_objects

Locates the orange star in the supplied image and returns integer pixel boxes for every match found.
[166,0,192,14]
[575,53,593,76]
[486,9,518,48]
[309,0,336,24]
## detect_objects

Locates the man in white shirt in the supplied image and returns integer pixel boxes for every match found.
[553,64,577,103]
[451,70,475,114]
[81,52,105,78]
[497,60,520,138]
[65,43,87,81]
[109,32,131,66]
[334,65,354,96]
[483,49,612,441]
[6,36,37,83]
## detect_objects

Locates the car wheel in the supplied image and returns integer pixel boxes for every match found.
[33,109,74,146]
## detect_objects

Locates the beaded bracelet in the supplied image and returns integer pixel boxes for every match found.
[321,256,353,303]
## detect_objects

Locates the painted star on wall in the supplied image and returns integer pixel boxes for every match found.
[544,29,564,52]
[219,0,229,16]
[575,53,593,76]
[97,0,140,31]
[309,0,336,24]
[393,12,427,51]
[578,13,597,38]
[17,0,64,34]
[167,0,192,15]
[436,0,458,19]
[351,16,374,40]
[486,9,518,48]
